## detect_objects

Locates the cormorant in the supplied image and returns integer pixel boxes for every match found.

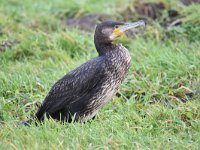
[36,20,145,123]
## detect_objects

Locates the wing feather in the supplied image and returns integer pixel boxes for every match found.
[36,57,106,120]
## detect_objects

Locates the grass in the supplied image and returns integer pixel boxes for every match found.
[0,0,200,149]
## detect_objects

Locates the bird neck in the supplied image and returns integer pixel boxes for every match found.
[94,39,117,56]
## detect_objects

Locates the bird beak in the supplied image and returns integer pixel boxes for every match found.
[110,20,145,40]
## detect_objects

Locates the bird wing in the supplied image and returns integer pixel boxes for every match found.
[36,57,106,119]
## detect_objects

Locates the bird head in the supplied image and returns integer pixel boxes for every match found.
[94,20,145,43]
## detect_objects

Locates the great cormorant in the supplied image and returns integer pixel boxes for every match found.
[35,20,145,123]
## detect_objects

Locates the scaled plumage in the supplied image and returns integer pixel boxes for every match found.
[36,20,145,123]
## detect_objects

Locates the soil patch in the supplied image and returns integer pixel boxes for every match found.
[180,0,200,5]
[162,9,182,27]
[63,14,114,32]
[120,2,165,21]
[62,1,183,34]
[135,2,165,20]
[121,1,182,28]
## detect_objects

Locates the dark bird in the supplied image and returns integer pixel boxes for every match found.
[35,20,145,123]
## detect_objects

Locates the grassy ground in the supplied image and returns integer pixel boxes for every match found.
[0,0,200,149]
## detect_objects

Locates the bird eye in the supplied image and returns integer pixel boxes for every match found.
[114,25,119,29]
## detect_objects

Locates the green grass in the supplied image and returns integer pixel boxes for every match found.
[0,0,200,149]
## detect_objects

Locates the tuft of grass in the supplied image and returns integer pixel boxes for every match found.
[0,0,200,149]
